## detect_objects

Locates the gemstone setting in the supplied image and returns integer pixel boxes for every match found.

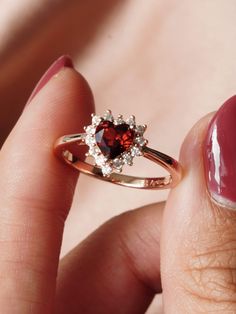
[84,110,148,176]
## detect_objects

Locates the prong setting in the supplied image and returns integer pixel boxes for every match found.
[103,109,114,122]
[114,114,124,125]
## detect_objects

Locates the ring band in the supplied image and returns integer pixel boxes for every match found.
[54,111,182,189]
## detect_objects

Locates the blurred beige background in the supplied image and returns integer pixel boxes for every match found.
[1,1,236,313]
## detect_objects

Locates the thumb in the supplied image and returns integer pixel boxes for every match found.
[161,96,236,313]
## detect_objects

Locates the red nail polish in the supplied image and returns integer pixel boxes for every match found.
[26,55,74,105]
[204,95,236,208]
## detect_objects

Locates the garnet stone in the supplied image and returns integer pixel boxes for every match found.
[95,120,134,159]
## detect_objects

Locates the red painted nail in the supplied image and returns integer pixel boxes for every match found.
[26,55,74,105]
[204,95,236,208]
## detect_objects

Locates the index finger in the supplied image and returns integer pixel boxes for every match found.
[0,56,94,313]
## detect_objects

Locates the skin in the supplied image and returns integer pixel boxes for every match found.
[0,67,236,314]
[1,1,236,313]
[1,1,236,257]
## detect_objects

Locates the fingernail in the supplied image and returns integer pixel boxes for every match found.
[26,55,74,105]
[204,95,236,209]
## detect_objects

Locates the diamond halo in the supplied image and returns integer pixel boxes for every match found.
[83,110,148,176]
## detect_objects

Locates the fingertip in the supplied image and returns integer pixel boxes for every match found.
[23,67,95,134]
[26,55,74,106]
[161,107,236,312]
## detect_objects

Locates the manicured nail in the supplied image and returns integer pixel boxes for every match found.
[26,55,74,105]
[204,95,236,209]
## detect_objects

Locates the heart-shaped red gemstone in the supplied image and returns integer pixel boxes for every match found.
[95,120,135,159]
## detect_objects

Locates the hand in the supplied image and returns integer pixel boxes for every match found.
[0,56,235,314]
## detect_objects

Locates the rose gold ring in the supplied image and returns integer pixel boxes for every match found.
[54,110,182,189]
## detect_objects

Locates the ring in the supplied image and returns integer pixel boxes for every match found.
[54,110,182,189]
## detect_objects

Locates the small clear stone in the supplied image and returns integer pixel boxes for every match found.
[123,153,133,165]
[101,164,113,176]
[131,146,143,157]
[85,125,95,135]
[112,158,123,170]
[85,135,96,146]
[92,115,102,125]
[80,133,87,141]
[135,136,147,146]
[89,146,100,156]
[103,110,113,121]
[126,115,135,126]
[136,125,146,135]
[95,155,107,166]
[114,115,124,125]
